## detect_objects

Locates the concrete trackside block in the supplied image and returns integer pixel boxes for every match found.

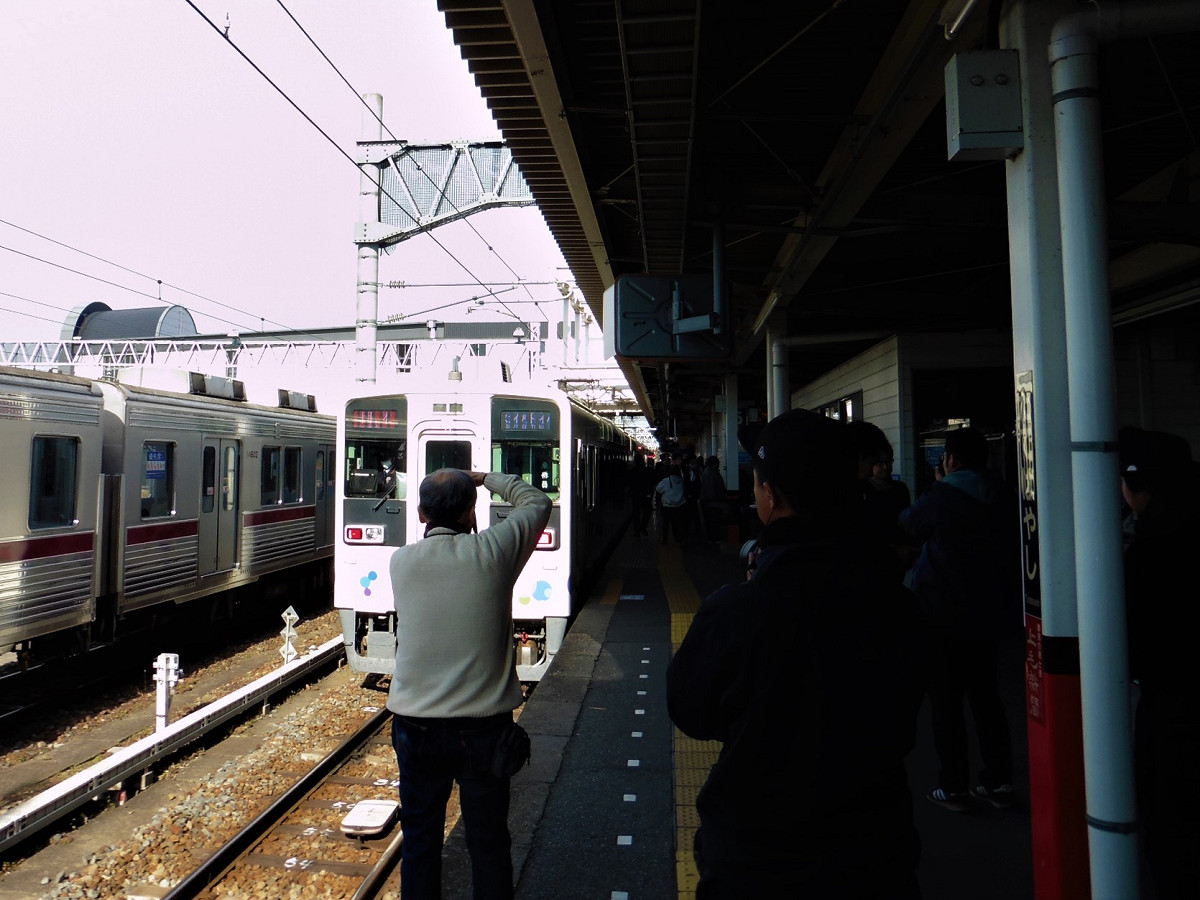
[519,733,570,783]
[517,697,584,738]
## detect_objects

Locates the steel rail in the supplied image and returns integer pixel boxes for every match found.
[0,637,344,854]
[163,707,391,899]
[351,809,406,900]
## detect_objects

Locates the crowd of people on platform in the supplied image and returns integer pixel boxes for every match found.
[664,411,1196,899]
[374,405,1196,899]
[627,451,734,547]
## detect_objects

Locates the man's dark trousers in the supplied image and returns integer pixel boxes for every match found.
[928,637,1012,792]
[392,712,514,899]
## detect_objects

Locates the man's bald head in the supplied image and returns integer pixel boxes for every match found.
[419,468,477,526]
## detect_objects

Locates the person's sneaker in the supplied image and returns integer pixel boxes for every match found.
[926,787,971,812]
[969,784,1015,809]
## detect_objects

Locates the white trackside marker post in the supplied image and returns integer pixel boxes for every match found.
[280,605,300,665]
[152,653,181,732]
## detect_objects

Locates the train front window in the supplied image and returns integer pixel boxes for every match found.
[425,441,471,474]
[491,440,559,500]
[141,441,174,518]
[344,399,407,499]
[29,436,78,528]
[491,398,559,500]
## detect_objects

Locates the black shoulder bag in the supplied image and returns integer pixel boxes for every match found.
[491,722,531,777]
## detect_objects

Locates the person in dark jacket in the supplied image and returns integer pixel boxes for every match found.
[899,427,1019,811]
[698,455,727,542]
[1119,426,1200,900]
[667,409,925,898]
[853,426,914,581]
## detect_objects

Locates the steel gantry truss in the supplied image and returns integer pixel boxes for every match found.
[355,139,535,247]
[353,113,540,384]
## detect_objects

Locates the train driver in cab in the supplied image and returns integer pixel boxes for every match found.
[376,458,398,496]
[376,448,406,498]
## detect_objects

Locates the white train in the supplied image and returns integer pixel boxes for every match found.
[335,369,634,681]
[0,365,336,657]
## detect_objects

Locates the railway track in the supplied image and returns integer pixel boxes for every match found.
[164,708,401,899]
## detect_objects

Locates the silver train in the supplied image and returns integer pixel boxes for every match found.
[335,370,636,681]
[0,365,336,657]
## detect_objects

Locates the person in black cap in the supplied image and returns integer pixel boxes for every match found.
[667,408,925,898]
[1119,426,1200,900]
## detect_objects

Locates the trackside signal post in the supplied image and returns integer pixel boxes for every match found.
[280,605,300,665]
[354,93,535,384]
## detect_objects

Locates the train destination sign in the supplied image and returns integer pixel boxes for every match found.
[501,410,554,431]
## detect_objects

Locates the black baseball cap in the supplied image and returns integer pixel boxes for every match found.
[740,408,856,507]
[1119,426,1192,493]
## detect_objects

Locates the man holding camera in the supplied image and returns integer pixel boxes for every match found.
[387,469,551,900]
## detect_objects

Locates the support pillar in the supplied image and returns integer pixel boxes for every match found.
[723,370,739,485]
[1001,4,1089,895]
[356,93,384,384]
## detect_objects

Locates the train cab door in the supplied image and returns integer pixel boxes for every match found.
[199,438,240,574]
[416,432,478,536]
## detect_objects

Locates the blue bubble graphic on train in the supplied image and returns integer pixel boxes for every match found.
[533,581,552,602]
[361,571,378,597]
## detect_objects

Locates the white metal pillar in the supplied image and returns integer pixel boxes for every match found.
[1048,4,1200,897]
[355,93,384,384]
[1000,3,1088,896]
[766,325,789,420]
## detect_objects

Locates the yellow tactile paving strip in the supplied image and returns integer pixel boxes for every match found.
[659,543,722,900]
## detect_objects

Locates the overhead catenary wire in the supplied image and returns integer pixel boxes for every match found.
[1,220,524,337]
[0,289,77,327]
[271,0,539,318]
[184,0,527,323]
[0,219,311,337]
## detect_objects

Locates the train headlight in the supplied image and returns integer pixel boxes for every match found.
[345,524,385,544]
[535,528,557,550]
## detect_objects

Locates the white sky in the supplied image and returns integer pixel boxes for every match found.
[0,0,573,343]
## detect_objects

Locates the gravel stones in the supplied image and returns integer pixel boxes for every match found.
[36,675,390,899]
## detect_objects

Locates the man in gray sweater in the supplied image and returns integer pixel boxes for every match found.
[387,469,551,899]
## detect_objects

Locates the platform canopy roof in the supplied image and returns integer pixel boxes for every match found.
[439,0,1200,447]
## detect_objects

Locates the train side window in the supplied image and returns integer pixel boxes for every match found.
[29,435,78,528]
[283,446,302,503]
[316,451,325,501]
[141,441,174,519]
[202,446,216,514]
[261,446,280,505]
